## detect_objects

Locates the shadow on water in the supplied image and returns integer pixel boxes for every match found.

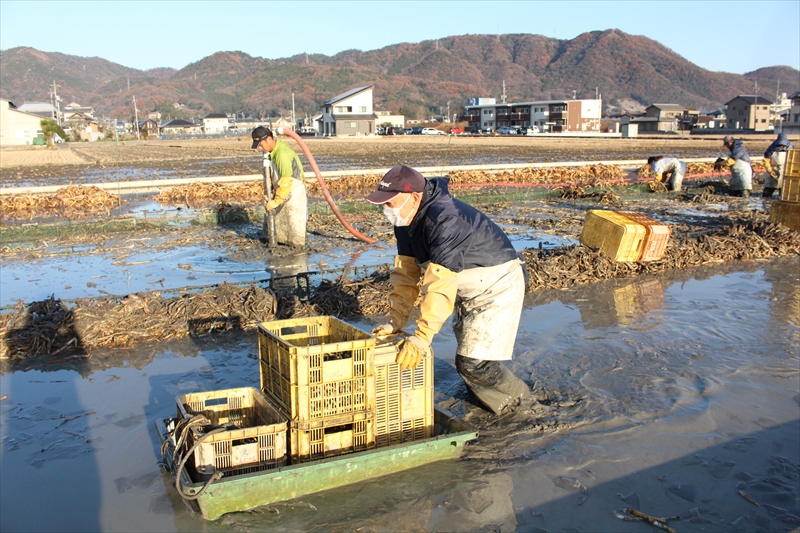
[0,301,102,532]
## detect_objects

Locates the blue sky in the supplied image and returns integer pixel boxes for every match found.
[1,1,798,75]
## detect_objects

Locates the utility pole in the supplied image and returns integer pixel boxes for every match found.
[501,81,507,104]
[446,101,450,122]
[51,80,62,126]
[133,95,140,140]
[291,93,296,128]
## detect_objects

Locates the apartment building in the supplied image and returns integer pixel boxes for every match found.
[464,98,601,133]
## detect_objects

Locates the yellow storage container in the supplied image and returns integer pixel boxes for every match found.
[770,199,800,232]
[258,316,375,421]
[176,387,288,476]
[580,210,646,262]
[781,150,800,203]
[289,410,375,463]
[616,211,671,262]
[373,336,434,447]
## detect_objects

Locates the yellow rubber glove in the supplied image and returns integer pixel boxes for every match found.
[763,158,775,178]
[725,157,736,168]
[265,199,280,212]
[386,255,421,331]
[414,263,458,343]
[653,172,663,183]
[270,175,294,207]
[396,335,430,370]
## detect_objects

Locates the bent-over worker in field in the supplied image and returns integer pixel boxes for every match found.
[715,135,753,198]
[252,126,307,247]
[366,166,530,415]
[647,155,687,192]
[763,132,794,198]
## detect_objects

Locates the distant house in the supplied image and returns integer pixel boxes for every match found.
[16,101,59,122]
[375,109,405,129]
[0,98,46,146]
[782,91,800,134]
[159,119,202,135]
[62,102,95,119]
[638,104,685,132]
[318,86,377,136]
[201,113,230,134]
[725,95,773,131]
[137,119,159,137]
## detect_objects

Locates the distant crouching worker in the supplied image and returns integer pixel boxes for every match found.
[647,155,687,192]
[716,135,753,198]
[252,126,308,247]
[763,133,794,198]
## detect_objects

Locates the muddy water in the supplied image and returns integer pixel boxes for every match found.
[1,257,798,532]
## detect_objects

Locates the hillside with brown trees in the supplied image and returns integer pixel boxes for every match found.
[2,30,797,121]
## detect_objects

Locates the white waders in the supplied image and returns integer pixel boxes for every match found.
[273,179,307,247]
[729,160,753,192]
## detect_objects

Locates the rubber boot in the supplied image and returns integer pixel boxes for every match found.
[743,189,750,199]
[763,187,775,198]
[455,355,530,415]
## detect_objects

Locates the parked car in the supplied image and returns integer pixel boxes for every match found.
[387,126,406,135]
[404,128,413,134]
[520,126,539,136]
[497,126,517,135]
[421,127,446,135]
[465,126,481,134]
[410,126,424,135]
[449,127,464,135]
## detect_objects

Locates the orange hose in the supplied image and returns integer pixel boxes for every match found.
[277,128,378,244]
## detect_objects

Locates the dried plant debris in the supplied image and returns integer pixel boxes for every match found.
[2,213,798,360]
[0,185,122,219]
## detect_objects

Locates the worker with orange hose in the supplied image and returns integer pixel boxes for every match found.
[252,126,307,247]
[367,166,530,415]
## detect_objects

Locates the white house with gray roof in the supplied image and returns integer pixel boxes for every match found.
[317,86,377,136]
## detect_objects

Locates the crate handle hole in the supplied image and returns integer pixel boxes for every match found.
[324,423,353,435]
[280,325,308,336]
[204,398,229,408]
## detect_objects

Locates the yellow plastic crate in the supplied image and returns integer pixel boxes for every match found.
[176,387,287,476]
[373,336,434,447]
[770,200,800,232]
[783,176,800,203]
[290,410,375,463]
[258,316,375,421]
[785,149,800,178]
[579,210,646,262]
[782,150,800,203]
[617,211,671,262]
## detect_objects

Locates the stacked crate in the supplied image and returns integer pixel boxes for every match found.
[373,336,434,447]
[580,210,671,262]
[175,387,288,478]
[258,316,376,463]
[772,149,800,232]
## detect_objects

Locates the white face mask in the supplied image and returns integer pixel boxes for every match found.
[383,194,413,226]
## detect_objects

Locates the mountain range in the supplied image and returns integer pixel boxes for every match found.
[1,30,798,121]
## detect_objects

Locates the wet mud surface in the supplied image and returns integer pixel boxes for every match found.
[1,258,797,532]
[1,140,798,531]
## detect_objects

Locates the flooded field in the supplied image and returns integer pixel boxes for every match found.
[1,258,797,532]
[1,138,798,532]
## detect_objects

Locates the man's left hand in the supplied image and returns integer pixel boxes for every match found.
[265,199,281,212]
[396,335,430,371]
